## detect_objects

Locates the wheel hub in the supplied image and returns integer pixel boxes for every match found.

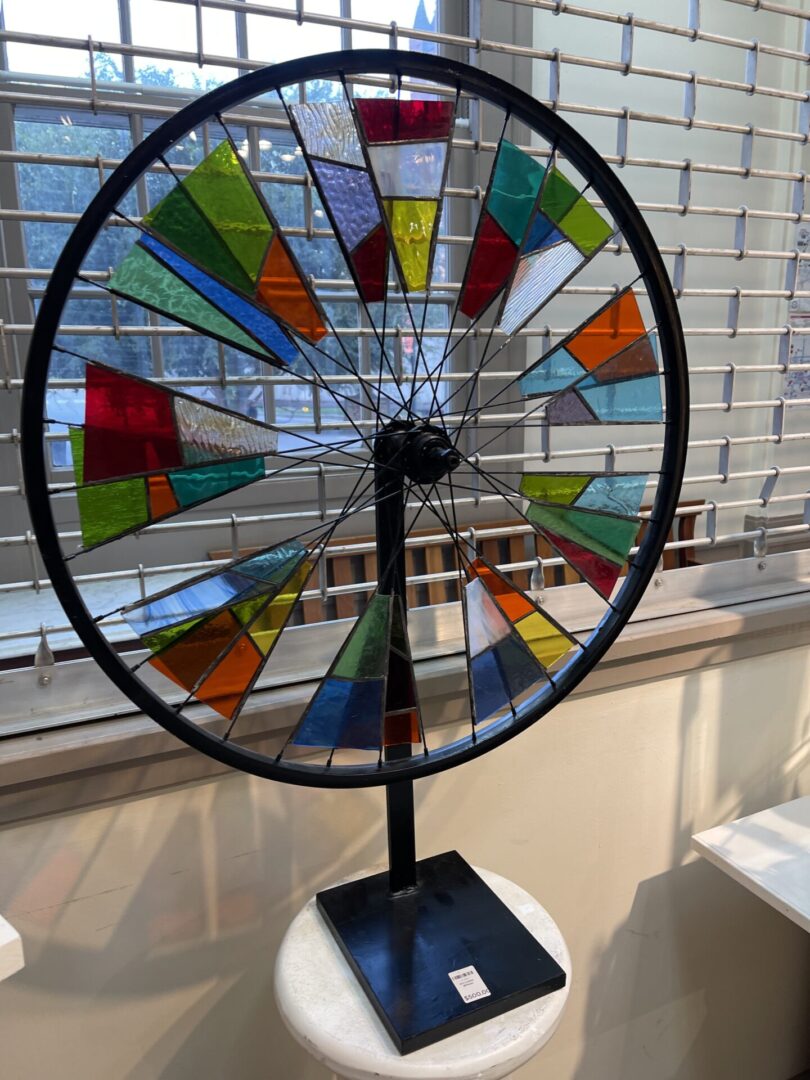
[375,421,462,485]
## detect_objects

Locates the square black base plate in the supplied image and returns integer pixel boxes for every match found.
[316,850,566,1055]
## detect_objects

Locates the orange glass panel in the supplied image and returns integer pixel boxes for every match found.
[256,236,326,342]
[150,609,240,691]
[566,290,645,370]
[468,558,534,621]
[384,708,421,747]
[383,646,421,747]
[147,473,180,518]
[195,635,262,721]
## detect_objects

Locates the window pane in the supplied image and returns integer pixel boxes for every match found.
[130,0,238,90]
[2,0,121,78]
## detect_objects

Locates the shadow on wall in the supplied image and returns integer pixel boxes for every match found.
[572,659,810,1080]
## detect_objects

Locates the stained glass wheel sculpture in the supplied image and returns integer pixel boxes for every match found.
[21,50,688,791]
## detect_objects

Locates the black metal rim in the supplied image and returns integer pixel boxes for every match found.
[21,49,689,788]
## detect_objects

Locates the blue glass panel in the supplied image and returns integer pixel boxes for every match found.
[579,374,663,422]
[291,677,385,749]
[519,347,586,397]
[239,541,307,584]
[493,635,544,700]
[470,648,509,721]
[310,159,380,252]
[169,457,265,507]
[138,233,299,363]
[576,474,649,516]
[523,211,564,255]
[124,571,256,636]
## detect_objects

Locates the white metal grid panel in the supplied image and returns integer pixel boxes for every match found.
[0,0,806,674]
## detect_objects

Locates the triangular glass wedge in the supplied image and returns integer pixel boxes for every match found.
[309,159,381,251]
[143,177,253,293]
[174,397,279,465]
[519,348,587,397]
[108,243,292,365]
[255,234,327,343]
[175,139,274,283]
[519,473,591,506]
[290,593,393,750]
[499,242,585,336]
[575,474,649,517]
[463,577,547,723]
[459,212,518,319]
[383,198,437,292]
[526,502,640,566]
[351,224,388,302]
[466,558,577,670]
[536,525,624,599]
[367,141,447,199]
[545,389,598,424]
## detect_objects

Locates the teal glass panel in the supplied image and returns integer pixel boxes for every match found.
[487,140,546,247]
[519,347,586,396]
[576,474,649,517]
[332,593,392,680]
[238,541,307,584]
[169,457,265,507]
[579,374,663,422]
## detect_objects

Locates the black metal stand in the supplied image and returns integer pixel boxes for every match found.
[315,424,566,1054]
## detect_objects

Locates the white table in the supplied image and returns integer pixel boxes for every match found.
[692,795,810,933]
[274,867,571,1080]
[0,914,23,983]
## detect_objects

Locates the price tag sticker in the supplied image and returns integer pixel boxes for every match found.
[448,965,491,1004]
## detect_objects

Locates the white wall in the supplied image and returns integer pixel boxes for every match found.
[1,641,809,1080]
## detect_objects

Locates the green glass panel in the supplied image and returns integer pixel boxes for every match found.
[540,168,580,226]
[142,617,202,654]
[332,593,392,680]
[487,140,546,247]
[526,502,639,566]
[71,428,149,547]
[143,183,253,293]
[109,245,272,359]
[520,473,591,506]
[232,595,268,626]
[557,196,613,256]
[181,141,273,284]
[169,457,265,508]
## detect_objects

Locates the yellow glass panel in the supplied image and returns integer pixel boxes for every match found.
[383,198,437,291]
[515,611,573,668]
[248,561,312,655]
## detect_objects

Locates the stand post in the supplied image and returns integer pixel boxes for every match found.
[374,430,417,894]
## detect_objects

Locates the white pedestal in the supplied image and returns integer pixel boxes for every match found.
[0,914,23,984]
[274,866,571,1080]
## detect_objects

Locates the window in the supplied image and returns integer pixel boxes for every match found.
[0,0,807,739]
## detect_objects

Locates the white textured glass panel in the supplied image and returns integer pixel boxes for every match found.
[174,399,278,464]
[499,241,584,335]
[367,141,447,198]
[289,102,365,167]
[465,577,511,657]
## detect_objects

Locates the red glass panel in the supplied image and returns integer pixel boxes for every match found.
[83,365,182,483]
[355,99,454,144]
[351,224,388,303]
[383,647,420,746]
[541,526,622,599]
[460,213,517,319]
